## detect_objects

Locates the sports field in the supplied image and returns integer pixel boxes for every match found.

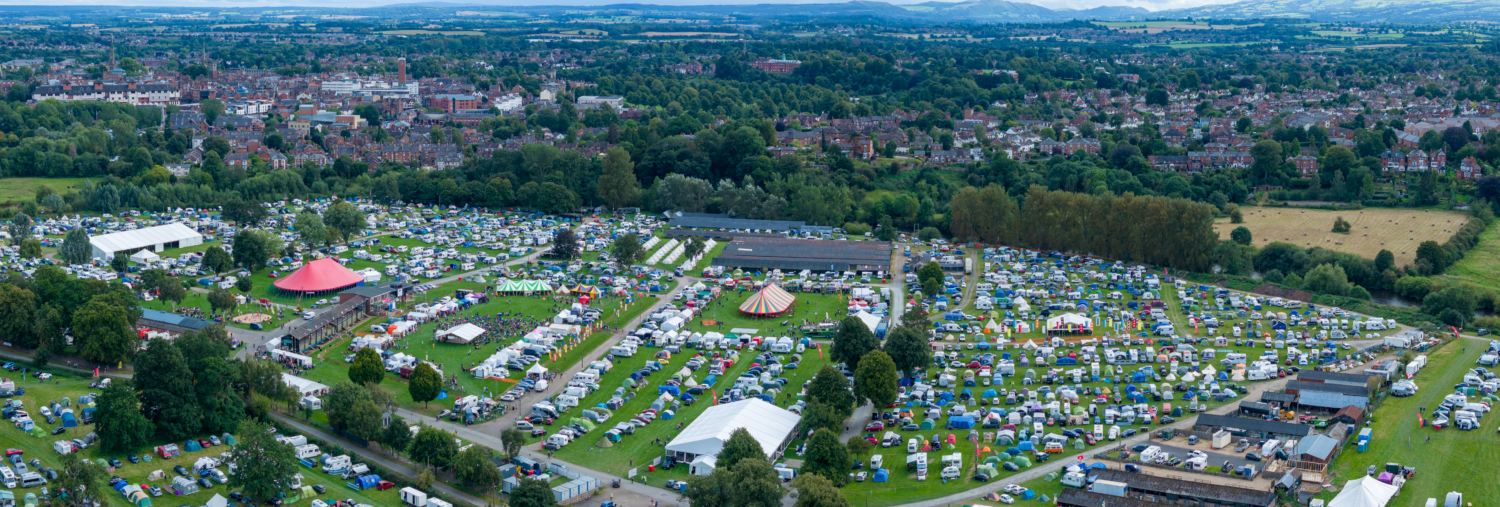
[0,177,91,205]
[1213,207,1467,266]
[1439,222,1500,288]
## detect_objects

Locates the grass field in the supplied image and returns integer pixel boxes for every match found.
[0,371,405,507]
[1438,222,1500,288]
[297,286,662,417]
[1321,337,1498,504]
[0,177,91,204]
[1213,206,1466,266]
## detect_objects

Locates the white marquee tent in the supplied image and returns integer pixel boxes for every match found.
[665,399,801,467]
[1328,476,1399,507]
[89,223,203,261]
[438,323,487,344]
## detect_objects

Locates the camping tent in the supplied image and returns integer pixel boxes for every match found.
[438,323,487,344]
[130,249,160,264]
[1046,313,1093,334]
[205,494,229,507]
[738,284,796,316]
[1327,477,1399,507]
[147,470,166,481]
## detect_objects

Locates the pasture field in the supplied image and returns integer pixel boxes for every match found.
[1212,206,1467,266]
[1440,222,1500,288]
[0,177,91,204]
[1320,337,1498,505]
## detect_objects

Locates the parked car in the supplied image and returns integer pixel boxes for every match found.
[197,477,213,489]
[107,457,122,468]
[311,485,327,494]
[174,465,189,477]
[149,485,162,496]
[127,454,140,464]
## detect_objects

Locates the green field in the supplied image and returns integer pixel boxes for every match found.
[1439,222,1500,289]
[296,286,662,417]
[1321,337,1499,505]
[0,177,91,205]
[0,372,404,507]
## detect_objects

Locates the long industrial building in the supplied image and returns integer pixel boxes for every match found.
[89,223,203,261]
[712,236,892,273]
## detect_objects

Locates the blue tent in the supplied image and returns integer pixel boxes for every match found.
[1021,489,1036,500]
[873,469,889,482]
[948,416,975,429]
[184,440,203,453]
[982,389,998,398]
[1017,441,1034,452]
[658,385,681,396]
[1089,462,1108,470]
[1056,358,1078,366]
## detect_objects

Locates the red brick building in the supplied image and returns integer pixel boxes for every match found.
[750,57,801,73]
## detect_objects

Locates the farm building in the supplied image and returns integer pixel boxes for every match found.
[1293,434,1340,464]
[665,212,809,232]
[712,236,892,272]
[1195,414,1313,439]
[1296,391,1370,412]
[88,223,203,261]
[1284,380,1370,398]
[1296,370,1372,387]
[137,308,215,335]
[1058,489,1171,507]
[1329,406,1366,427]
[1087,469,1276,507]
[664,399,801,473]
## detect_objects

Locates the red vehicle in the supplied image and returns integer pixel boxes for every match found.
[199,439,212,448]
[4,449,20,457]
[376,481,396,491]
[865,422,884,432]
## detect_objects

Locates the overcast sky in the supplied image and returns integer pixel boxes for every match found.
[0,0,1240,12]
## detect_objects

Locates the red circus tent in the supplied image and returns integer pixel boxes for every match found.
[273,258,365,294]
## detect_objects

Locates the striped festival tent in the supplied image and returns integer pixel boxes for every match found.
[739,284,796,316]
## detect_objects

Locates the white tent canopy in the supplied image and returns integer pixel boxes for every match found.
[665,399,801,461]
[281,373,329,397]
[1328,477,1399,507]
[438,323,487,344]
[206,493,230,507]
[130,249,160,263]
[853,311,882,333]
[527,364,549,375]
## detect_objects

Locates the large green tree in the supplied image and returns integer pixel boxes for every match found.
[715,428,766,472]
[56,453,110,507]
[324,200,367,244]
[227,419,300,502]
[59,228,91,265]
[801,429,850,486]
[202,245,233,275]
[609,233,645,265]
[881,326,931,376]
[453,445,504,499]
[382,416,414,455]
[349,347,385,385]
[410,424,459,468]
[94,381,154,453]
[596,147,641,209]
[510,477,560,507]
[806,364,855,419]
[831,316,878,368]
[232,229,282,271]
[792,474,852,507]
[324,381,382,440]
[295,210,328,247]
[853,350,899,410]
[408,362,442,407]
[134,338,201,440]
[73,297,139,366]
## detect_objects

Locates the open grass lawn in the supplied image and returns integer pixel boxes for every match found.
[1213,206,1466,266]
[0,377,403,507]
[1320,337,1500,504]
[683,289,855,337]
[1439,222,1500,288]
[296,285,662,417]
[0,177,91,205]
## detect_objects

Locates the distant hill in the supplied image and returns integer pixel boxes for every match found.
[388,0,1155,22]
[1167,0,1500,22]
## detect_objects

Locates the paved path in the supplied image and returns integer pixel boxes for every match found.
[272,413,493,507]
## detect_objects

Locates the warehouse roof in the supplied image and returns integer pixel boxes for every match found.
[1298,391,1370,411]
[1295,434,1339,460]
[667,212,808,232]
[138,308,214,331]
[1286,380,1370,397]
[1058,489,1173,507]
[1091,469,1276,507]
[1196,414,1313,437]
[713,237,891,272]
[1297,370,1371,385]
[89,223,201,253]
